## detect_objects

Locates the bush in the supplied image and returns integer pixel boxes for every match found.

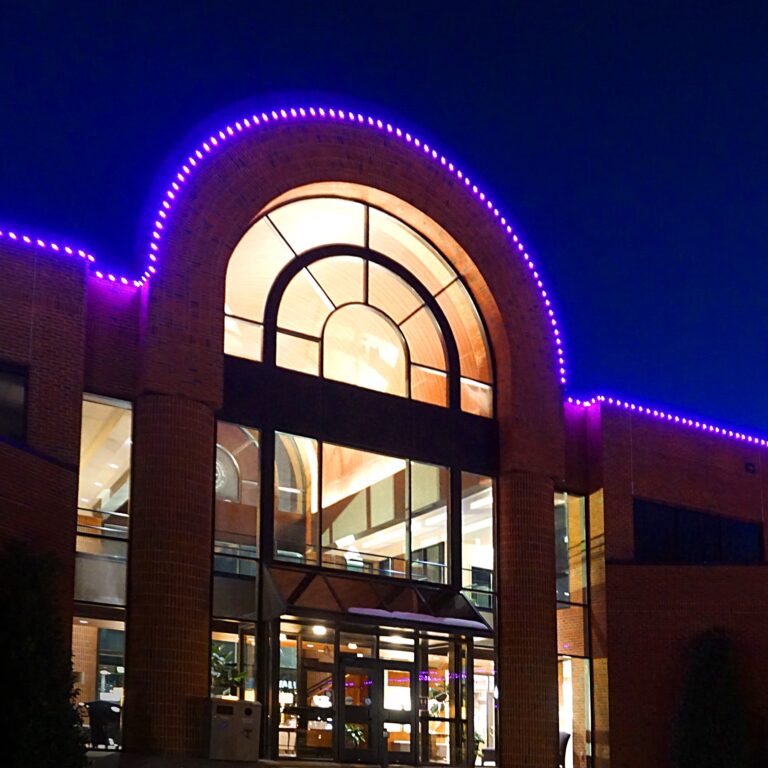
[0,542,86,768]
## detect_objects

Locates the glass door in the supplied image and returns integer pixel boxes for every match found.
[340,659,380,763]
[382,663,416,764]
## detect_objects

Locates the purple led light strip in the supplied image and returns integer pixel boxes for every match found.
[142,106,567,383]
[568,395,768,447]
[0,106,567,382]
[0,228,134,285]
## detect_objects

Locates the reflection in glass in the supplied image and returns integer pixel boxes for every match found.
[323,306,407,397]
[410,462,449,584]
[215,423,260,558]
[276,332,320,376]
[436,281,492,384]
[461,473,494,609]
[410,365,448,407]
[321,443,408,577]
[224,316,264,362]
[78,396,132,534]
[226,217,294,323]
[460,378,493,418]
[268,197,365,254]
[274,433,319,564]
[211,625,257,702]
[277,268,334,337]
[71,616,125,749]
[555,492,588,604]
[558,656,592,768]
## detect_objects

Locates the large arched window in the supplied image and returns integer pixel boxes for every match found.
[224,197,493,416]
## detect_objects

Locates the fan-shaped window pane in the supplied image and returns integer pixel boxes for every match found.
[460,378,493,418]
[277,332,320,376]
[308,256,364,306]
[226,218,294,322]
[269,198,365,254]
[437,281,492,384]
[368,262,423,324]
[323,306,407,397]
[368,208,455,293]
[277,268,334,337]
[411,366,448,407]
[224,317,263,362]
[400,307,446,371]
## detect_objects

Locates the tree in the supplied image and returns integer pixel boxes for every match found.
[0,542,86,768]
[672,627,754,768]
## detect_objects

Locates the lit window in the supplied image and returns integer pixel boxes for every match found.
[224,196,494,415]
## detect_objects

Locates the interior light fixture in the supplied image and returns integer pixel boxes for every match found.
[312,625,327,636]
[347,642,358,650]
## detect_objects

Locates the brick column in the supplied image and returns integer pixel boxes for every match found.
[496,470,558,768]
[122,394,214,757]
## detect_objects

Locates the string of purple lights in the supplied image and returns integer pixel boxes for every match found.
[2,106,765,447]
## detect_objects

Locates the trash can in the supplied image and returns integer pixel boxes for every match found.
[209,698,262,761]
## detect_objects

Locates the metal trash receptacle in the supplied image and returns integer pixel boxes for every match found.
[209,698,262,761]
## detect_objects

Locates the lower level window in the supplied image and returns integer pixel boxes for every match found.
[71,614,125,751]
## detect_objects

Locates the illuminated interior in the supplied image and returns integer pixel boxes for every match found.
[224,196,493,416]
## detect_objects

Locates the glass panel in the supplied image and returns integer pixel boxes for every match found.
[276,332,320,375]
[74,536,127,605]
[277,268,334,337]
[278,630,298,756]
[410,462,449,584]
[368,262,424,324]
[71,616,125,749]
[224,316,263,362]
[321,442,408,578]
[269,197,366,253]
[426,719,451,764]
[437,281,492,383]
[275,433,319,565]
[301,623,335,662]
[308,255,364,306]
[211,625,257,701]
[473,639,496,765]
[379,631,415,663]
[226,216,294,322]
[212,555,258,619]
[424,637,453,718]
[78,396,132,537]
[461,473,494,609]
[557,603,587,657]
[384,668,412,711]
[461,378,493,417]
[344,668,374,707]
[368,208,455,294]
[323,305,407,397]
[340,632,376,658]
[559,656,592,768]
[385,721,412,753]
[555,493,588,604]
[215,423,260,558]
[400,306,447,370]
[411,365,448,407]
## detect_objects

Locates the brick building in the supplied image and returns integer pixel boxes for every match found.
[0,107,766,768]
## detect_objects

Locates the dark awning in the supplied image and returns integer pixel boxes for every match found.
[262,564,491,634]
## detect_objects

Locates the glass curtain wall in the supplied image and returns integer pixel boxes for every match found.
[274,433,452,585]
[555,492,592,768]
[212,422,261,702]
[76,395,131,606]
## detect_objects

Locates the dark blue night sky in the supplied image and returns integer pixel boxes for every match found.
[2,2,767,432]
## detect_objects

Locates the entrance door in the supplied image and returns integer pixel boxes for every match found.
[340,659,416,764]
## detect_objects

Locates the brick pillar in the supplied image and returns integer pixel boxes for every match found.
[122,394,214,757]
[496,470,558,768]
